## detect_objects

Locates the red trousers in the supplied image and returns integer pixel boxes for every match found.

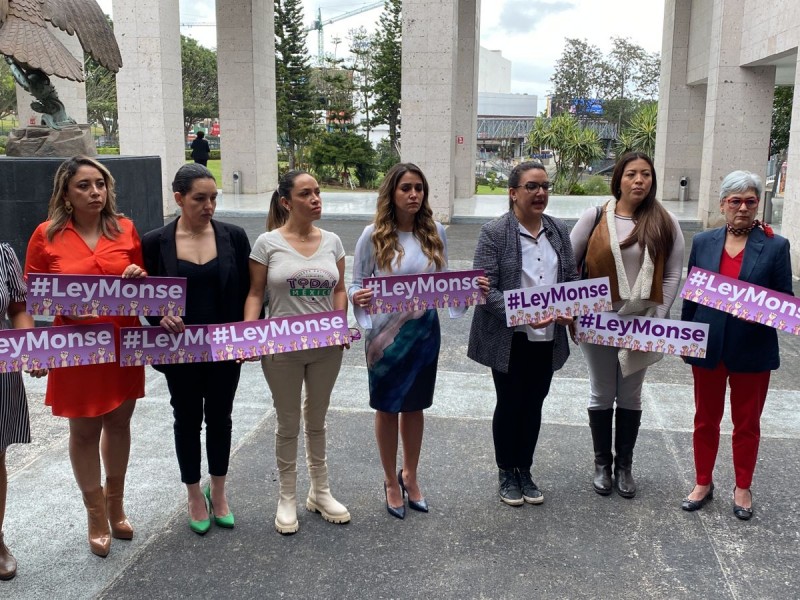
[691,364,770,489]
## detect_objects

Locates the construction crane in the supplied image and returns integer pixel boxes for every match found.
[305,2,384,63]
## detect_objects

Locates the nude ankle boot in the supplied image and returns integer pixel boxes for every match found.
[105,476,134,540]
[275,433,299,534]
[304,429,350,524]
[82,488,111,557]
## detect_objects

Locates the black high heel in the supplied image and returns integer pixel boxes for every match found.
[384,482,405,520]
[398,469,429,513]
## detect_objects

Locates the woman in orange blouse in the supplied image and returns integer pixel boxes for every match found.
[25,156,146,558]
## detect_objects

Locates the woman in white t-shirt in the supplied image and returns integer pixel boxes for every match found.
[244,171,350,535]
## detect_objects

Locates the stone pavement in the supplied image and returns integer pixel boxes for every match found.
[4,214,799,599]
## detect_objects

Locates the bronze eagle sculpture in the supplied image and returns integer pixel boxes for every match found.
[0,0,122,127]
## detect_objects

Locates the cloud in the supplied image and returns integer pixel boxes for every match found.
[497,0,576,34]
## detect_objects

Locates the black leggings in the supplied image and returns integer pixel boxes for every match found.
[163,361,242,484]
[491,334,554,471]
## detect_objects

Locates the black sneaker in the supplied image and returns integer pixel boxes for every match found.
[518,470,544,504]
[498,469,524,506]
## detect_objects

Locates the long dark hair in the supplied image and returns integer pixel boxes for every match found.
[610,152,674,258]
[267,170,309,231]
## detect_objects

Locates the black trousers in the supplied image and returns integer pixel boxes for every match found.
[491,333,555,471]
[162,361,242,484]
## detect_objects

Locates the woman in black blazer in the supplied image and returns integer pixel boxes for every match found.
[142,164,251,534]
[680,170,792,520]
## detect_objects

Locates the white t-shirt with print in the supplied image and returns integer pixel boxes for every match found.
[250,228,345,318]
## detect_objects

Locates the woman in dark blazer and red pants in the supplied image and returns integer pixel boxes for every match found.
[680,170,792,520]
[142,164,252,534]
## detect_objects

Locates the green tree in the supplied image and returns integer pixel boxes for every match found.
[549,38,603,117]
[85,55,118,141]
[371,0,402,155]
[0,61,16,121]
[181,36,218,137]
[347,26,376,140]
[308,130,376,186]
[528,114,603,193]
[275,0,316,169]
[770,86,792,158]
[616,102,658,158]
[316,54,356,131]
[599,37,645,130]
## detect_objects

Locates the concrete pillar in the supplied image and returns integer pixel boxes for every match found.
[216,0,278,195]
[15,28,88,126]
[654,0,705,206]
[113,0,185,214]
[453,0,480,201]
[781,55,800,276]
[697,0,775,227]
[401,0,459,223]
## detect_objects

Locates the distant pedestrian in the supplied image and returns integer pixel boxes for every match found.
[244,170,350,535]
[468,161,577,507]
[190,131,210,166]
[571,152,684,499]
[349,163,488,519]
[680,170,792,520]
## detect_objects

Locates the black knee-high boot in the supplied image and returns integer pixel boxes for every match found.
[614,408,642,498]
[588,408,614,495]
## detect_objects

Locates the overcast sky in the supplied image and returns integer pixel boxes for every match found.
[95,0,665,112]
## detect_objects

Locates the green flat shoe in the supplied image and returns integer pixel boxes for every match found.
[204,484,235,529]
[189,495,211,535]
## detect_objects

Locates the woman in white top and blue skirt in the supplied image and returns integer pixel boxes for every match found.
[468,162,578,507]
[350,163,486,519]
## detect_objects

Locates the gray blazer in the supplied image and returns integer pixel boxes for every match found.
[467,211,578,373]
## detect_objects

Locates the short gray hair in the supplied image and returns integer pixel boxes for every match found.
[719,170,763,201]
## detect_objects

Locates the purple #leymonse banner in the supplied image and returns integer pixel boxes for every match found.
[362,269,486,315]
[206,310,350,361]
[26,274,187,317]
[503,277,612,326]
[0,323,115,372]
[681,266,800,335]
[574,312,709,357]
[119,326,213,367]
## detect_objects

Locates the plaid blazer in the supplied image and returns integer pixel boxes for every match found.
[467,210,578,373]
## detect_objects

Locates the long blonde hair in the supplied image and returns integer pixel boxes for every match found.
[372,163,445,272]
[46,156,123,241]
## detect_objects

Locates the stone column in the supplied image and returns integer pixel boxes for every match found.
[113,0,185,214]
[216,0,278,195]
[401,0,459,223]
[15,28,88,126]
[453,0,480,202]
[781,54,800,276]
[654,0,705,206]
[696,0,775,227]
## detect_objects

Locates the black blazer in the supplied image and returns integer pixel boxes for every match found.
[681,226,792,372]
[141,218,252,325]
[467,210,578,374]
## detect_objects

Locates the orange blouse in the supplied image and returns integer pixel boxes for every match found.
[25,217,145,417]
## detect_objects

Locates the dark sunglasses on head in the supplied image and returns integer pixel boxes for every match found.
[514,181,552,193]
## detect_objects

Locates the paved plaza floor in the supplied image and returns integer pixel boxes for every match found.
[4,214,799,599]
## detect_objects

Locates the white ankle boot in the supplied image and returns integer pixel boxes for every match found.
[305,429,350,524]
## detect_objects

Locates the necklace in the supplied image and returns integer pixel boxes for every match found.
[180,224,206,239]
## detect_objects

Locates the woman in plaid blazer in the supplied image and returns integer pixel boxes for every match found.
[468,161,578,506]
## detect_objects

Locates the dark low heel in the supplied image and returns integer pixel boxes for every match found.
[398,469,429,513]
[681,483,714,512]
[733,487,753,521]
